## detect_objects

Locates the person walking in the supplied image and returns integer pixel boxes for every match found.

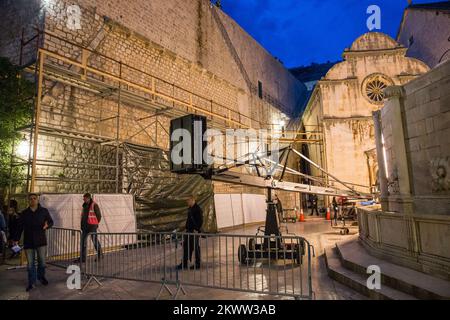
[12,193,54,292]
[332,196,339,225]
[310,194,319,216]
[77,193,102,263]
[177,195,203,270]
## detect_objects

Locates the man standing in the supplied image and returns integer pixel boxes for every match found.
[332,196,339,225]
[310,194,319,216]
[13,193,54,292]
[78,193,102,262]
[177,195,203,270]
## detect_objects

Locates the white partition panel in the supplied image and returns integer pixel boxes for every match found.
[214,193,266,229]
[242,194,266,225]
[231,194,244,226]
[214,194,234,229]
[40,194,83,229]
[93,194,136,233]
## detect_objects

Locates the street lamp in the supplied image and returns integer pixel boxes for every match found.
[17,135,30,159]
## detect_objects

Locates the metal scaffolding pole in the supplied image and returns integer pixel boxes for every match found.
[25,32,40,193]
[7,132,16,207]
[115,62,122,194]
[30,50,44,193]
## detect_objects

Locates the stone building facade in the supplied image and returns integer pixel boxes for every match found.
[0,0,307,206]
[359,59,450,280]
[397,1,450,69]
[301,32,429,198]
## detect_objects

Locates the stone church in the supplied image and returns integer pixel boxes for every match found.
[301,32,430,197]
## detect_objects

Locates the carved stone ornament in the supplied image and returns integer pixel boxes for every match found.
[430,157,450,193]
[387,165,400,195]
[361,73,395,105]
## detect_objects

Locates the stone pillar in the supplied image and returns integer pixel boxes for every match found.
[383,86,414,214]
[372,110,389,211]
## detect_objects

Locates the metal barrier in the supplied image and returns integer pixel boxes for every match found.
[83,231,314,300]
[46,227,82,269]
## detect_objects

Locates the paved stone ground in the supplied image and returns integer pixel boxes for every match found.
[0,218,367,300]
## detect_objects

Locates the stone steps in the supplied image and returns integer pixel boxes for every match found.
[324,246,417,300]
[324,237,450,300]
[335,239,450,300]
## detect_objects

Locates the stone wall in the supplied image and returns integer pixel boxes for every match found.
[323,118,375,192]
[215,8,306,116]
[358,206,450,280]
[33,136,117,194]
[378,59,450,216]
[58,0,307,116]
[397,8,450,68]
[0,0,306,118]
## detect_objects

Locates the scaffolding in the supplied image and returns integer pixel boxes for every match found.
[8,28,325,198]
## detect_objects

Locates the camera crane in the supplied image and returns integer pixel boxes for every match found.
[170,115,373,264]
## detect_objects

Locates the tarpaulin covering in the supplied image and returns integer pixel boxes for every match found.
[122,143,217,233]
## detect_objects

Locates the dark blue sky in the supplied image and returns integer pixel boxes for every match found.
[221,0,439,68]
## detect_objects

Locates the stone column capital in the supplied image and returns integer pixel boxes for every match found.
[384,85,405,99]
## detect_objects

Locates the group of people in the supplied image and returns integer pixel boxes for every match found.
[272,194,346,220]
[0,192,204,292]
[0,199,22,259]
[0,193,103,292]
[0,194,55,292]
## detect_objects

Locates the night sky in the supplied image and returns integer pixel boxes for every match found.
[221,0,440,68]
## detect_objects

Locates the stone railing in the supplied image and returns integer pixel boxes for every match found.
[358,206,450,281]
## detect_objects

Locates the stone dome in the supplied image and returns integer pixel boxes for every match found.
[349,32,403,51]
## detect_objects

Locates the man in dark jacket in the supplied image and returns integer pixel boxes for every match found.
[77,193,102,262]
[13,193,54,292]
[332,196,339,225]
[177,195,203,270]
[310,194,319,216]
